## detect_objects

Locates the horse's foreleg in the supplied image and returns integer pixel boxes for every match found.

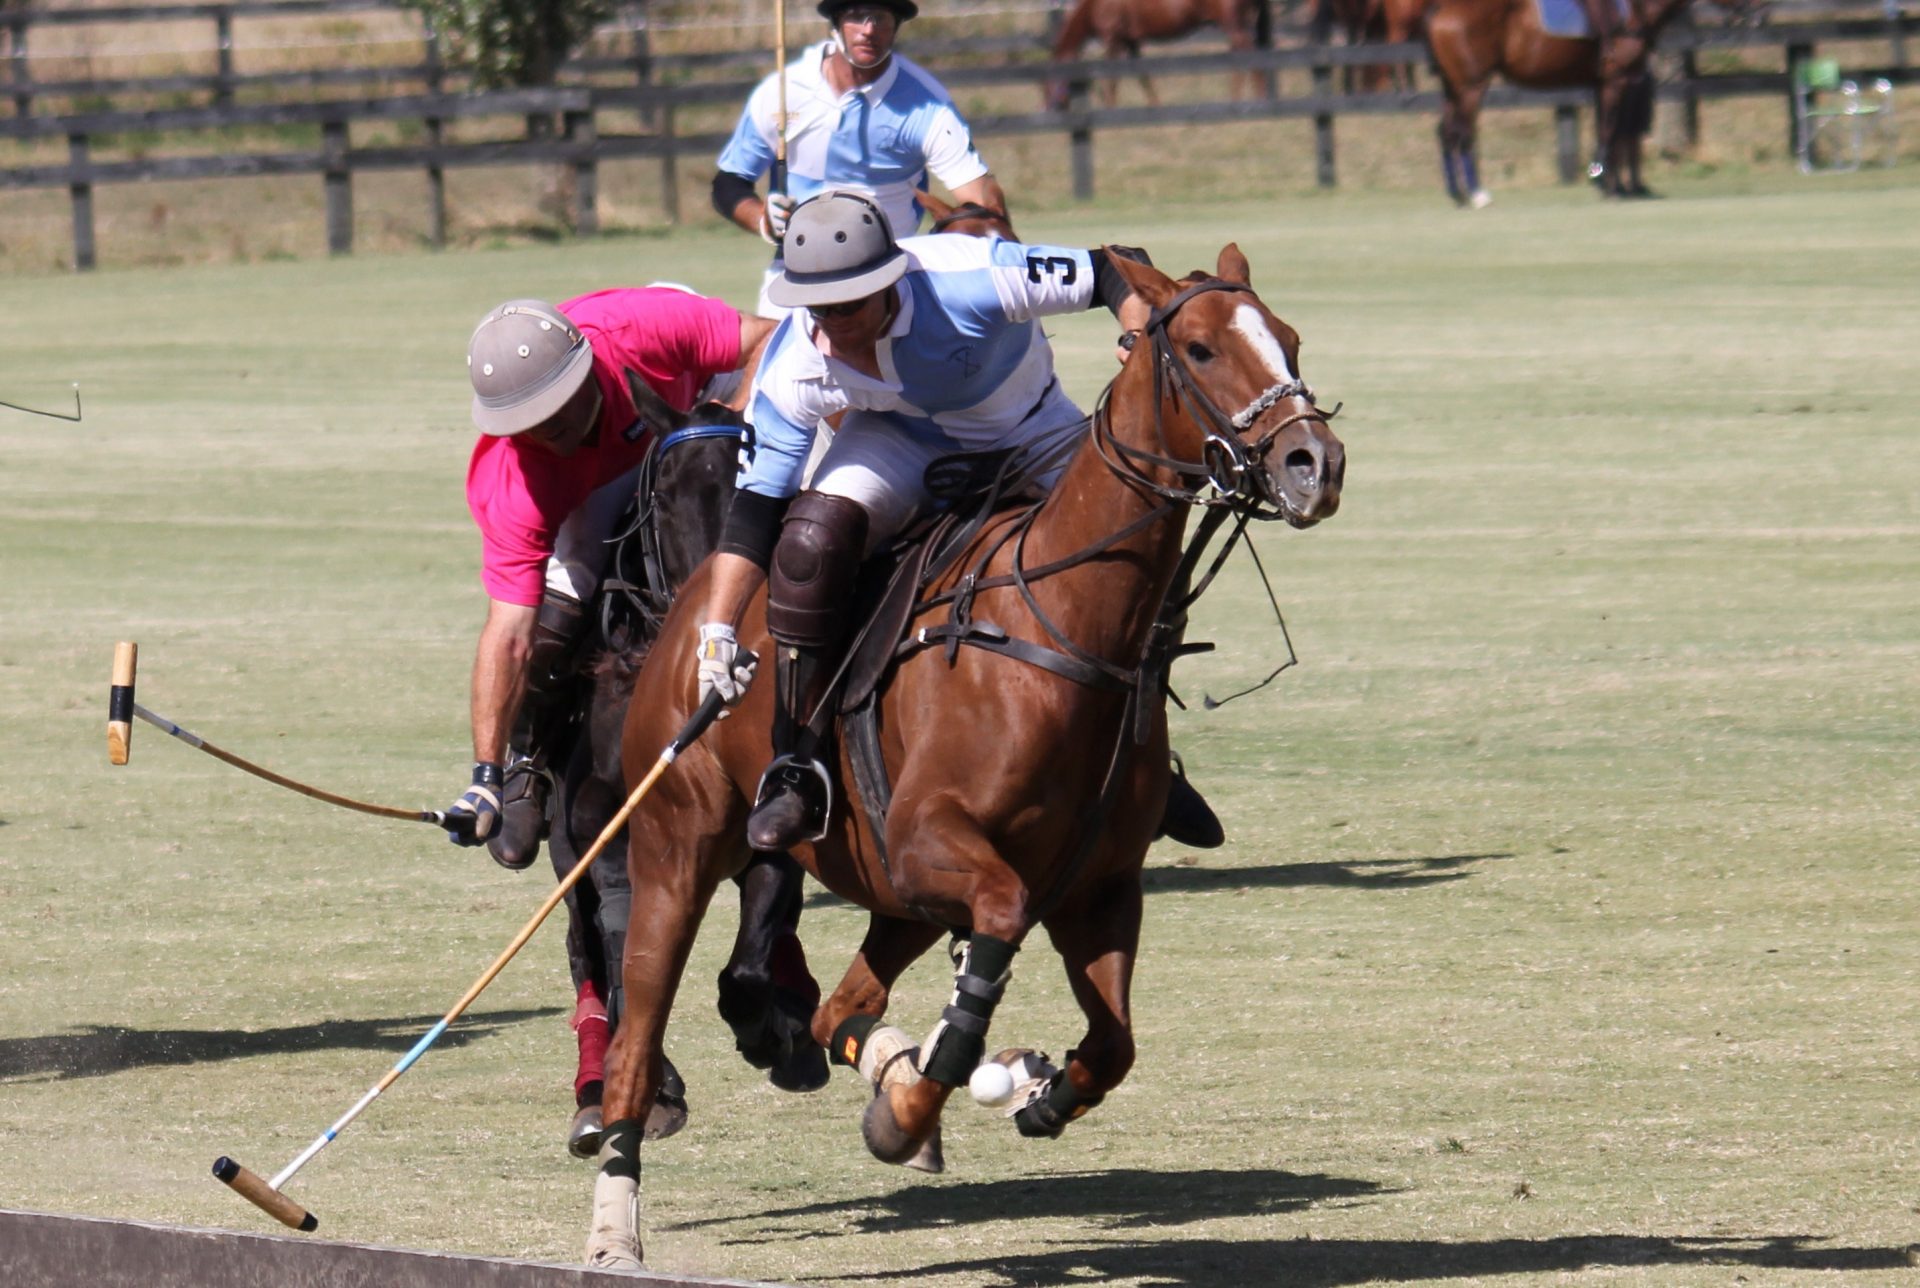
[716,850,826,1090]
[1021,871,1144,1138]
[814,913,948,1170]
[586,829,726,1271]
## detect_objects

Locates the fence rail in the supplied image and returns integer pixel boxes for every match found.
[4,10,1914,270]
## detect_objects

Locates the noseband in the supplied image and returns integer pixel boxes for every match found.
[1096,278,1334,521]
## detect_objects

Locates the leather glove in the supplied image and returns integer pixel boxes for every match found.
[759,192,796,244]
[444,762,503,845]
[696,623,758,716]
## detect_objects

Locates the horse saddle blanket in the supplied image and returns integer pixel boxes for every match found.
[1534,0,1630,39]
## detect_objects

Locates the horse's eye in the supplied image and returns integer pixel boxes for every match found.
[1185,341,1214,363]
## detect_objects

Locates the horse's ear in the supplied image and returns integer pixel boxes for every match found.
[625,370,688,434]
[1104,248,1176,310]
[918,190,954,224]
[1216,243,1251,285]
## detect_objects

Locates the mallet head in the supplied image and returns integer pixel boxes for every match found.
[212,1156,318,1232]
[108,641,137,766]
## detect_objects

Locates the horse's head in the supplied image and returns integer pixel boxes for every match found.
[1106,245,1344,528]
[921,192,1018,241]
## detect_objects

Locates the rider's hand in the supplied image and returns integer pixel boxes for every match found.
[759,193,796,244]
[443,762,503,846]
[696,623,757,716]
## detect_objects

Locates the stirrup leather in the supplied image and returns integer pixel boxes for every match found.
[750,753,835,845]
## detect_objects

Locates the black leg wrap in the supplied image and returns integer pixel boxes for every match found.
[919,934,1018,1086]
[830,1013,880,1069]
[1014,1069,1105,1139]
[598,1118,643,1181]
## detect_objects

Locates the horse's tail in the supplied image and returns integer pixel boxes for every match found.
[1050,0,1099,60]
[1252,0,1274,48]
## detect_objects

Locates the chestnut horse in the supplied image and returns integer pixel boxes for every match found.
[1312,0,1435,90]
[1428,0,1712,204]
[583,246,1345,1269]
[1045,0,1274,109]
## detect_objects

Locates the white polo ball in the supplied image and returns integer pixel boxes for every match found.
[968,1060,1016,1107]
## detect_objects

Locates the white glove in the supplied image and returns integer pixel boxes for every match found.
[696,623,757,715]
[759,192,796,244]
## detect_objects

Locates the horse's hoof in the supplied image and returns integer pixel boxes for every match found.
[861,1090,926,1167]
[769,1040,830,1093]
[644,1088,687,1142]
[904,1126,945,1175]
[567,1103,604,1160]
[1469,190,1493,210]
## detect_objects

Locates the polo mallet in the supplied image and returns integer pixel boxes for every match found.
[107,641,447,827]
[771,0,788,197]
[213,677,740,1231]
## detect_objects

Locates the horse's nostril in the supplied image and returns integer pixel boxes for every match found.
[1284,448,1319,490]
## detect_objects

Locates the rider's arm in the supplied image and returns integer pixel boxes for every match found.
[700,486,785,635]
[737,313,777,373]
[948,174,1008,220]
[713,170,770,235]
[471,597,538,764]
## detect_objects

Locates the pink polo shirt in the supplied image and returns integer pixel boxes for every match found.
[466,287,741,605]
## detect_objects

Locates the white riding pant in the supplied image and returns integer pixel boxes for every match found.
[809,379,1086,556]
[545,464,642,602]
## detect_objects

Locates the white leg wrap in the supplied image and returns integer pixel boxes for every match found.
[856,1024,922,1093]
[584,1171,642,1270]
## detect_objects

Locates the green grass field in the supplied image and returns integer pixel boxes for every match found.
[2,174,1916,1286]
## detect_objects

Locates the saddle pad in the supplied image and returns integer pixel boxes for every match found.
[1534,0,1630,39]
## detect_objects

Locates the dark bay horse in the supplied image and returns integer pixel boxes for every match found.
[1313,0,1434,90]
[918,190,1018,240]
[548,406,824,1160]
[583,246,1345,1268]
[1045,0,1274,109]
[1427,0,1719,204]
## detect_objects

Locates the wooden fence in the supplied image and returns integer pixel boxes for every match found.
[2,8,1913,270]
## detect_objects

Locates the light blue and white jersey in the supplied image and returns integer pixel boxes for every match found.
[716,42,989,242]
[741,234,1097,500]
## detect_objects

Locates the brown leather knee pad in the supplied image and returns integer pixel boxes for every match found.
[767,492,869,650]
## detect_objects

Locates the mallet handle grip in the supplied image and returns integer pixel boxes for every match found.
[212,1157,317,1231]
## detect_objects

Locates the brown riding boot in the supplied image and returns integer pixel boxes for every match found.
[487,590,587,871]
[1155,757,1224,849]
[489,754,553,870]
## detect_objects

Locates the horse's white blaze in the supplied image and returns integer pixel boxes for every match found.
[1231,303,1297,385]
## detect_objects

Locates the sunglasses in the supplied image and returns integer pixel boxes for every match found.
[809,297,872,320]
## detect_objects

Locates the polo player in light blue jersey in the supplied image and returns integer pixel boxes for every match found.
[711,0,1011,316]
[690,190,1223,854]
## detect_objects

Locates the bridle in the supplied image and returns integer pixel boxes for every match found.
[601,421,751,641]
[1093,277,1337,524]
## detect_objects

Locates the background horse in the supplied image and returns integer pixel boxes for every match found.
[1427,0,1718,204]
[1045,0,1274,109]
[547,405,825,1160]
[584,246,1344,1269]
[917,190,1018,239]
[1312,0,1435,90]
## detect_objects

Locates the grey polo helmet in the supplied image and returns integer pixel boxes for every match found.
[766,191,910,309]
[467,299,594,436]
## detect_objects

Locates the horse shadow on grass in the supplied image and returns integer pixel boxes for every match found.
[669,1166,1394,1240]
[820,1231,1913,1285]
[803,853,1511,910]
[0,1007,561,1083]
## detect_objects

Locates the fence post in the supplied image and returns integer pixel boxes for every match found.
[426,113,446,248]
[1555,103,1580,182]
[1784,42,1810,163]
[424,18,444,93]
[658,99,680,225]
[567,107,598,236]
[1680,49,1700,147]
[1068,78,1094,201]
[68,133,96,272]
[323,118,352,255]
[631,1,655,127]
[214,7,235,108]
[9,15,31,118]
[1311,61,1336,188]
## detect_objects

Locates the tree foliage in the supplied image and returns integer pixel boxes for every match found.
[404,0,616,89]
